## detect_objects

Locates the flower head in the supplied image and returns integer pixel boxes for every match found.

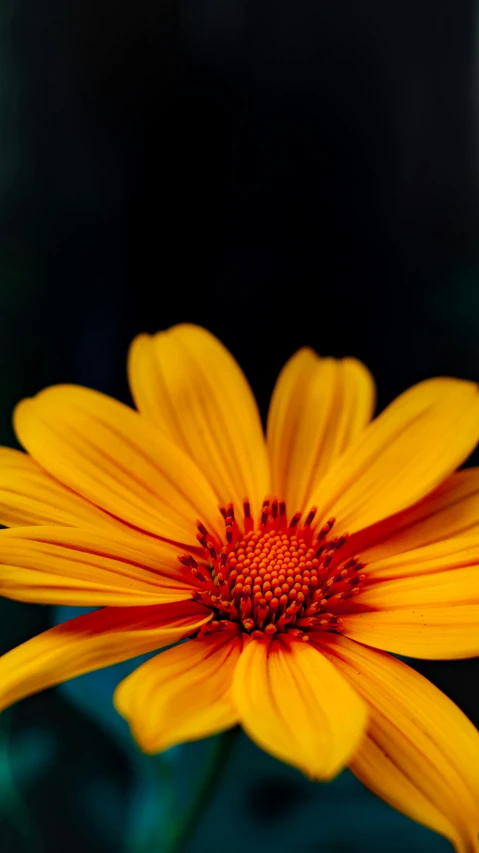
[1,324,479,852]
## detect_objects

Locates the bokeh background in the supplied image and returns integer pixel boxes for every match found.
[1,1,479,851]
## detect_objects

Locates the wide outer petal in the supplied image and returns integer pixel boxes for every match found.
[114,628,243,753]
[230,634,367,780]
[0,601,212,713]
[128,325,270,520]
[338,535,479,658]
[14,384,222,545]
[347,468,479,563]
[340,608,479,659]
[0,447,120,530]
[317,634,479,853]
[267,348,375,514]
[358,535,479,582]
[0,526,197,606]
[308,377,479,534]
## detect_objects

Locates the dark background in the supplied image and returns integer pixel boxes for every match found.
[1,1,479,851]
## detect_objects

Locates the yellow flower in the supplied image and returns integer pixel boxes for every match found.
[1,324,479,852]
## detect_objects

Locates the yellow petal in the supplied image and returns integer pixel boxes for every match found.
[0,447,121,530]
[0,600,211,713]
[128,325,270,520]
[309,377,479,533]
[267,349,375,514]
[359,567,479,608]
[0,526,196,606]
[114,629,243,753]
[341,607,479,660]
[361,535,479,582]
[349,467,479,563]
[14,384,222,546]
[230,635,367,780]
[341,537,479,659]
[318,634,479,853]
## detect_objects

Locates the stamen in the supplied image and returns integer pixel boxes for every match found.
[179,554,198,569]
[207,543,217,560]
[196,521,209,538]
[185,499,366,641]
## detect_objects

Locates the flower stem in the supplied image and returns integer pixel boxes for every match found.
[165,727,240,853]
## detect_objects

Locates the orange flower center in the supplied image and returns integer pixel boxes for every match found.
[180,498,366,642]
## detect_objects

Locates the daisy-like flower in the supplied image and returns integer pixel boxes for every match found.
[1,324,479,852]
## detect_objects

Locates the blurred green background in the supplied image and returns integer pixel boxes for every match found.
[1,1,479,851]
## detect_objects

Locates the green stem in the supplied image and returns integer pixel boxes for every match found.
[164,727,240,853]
